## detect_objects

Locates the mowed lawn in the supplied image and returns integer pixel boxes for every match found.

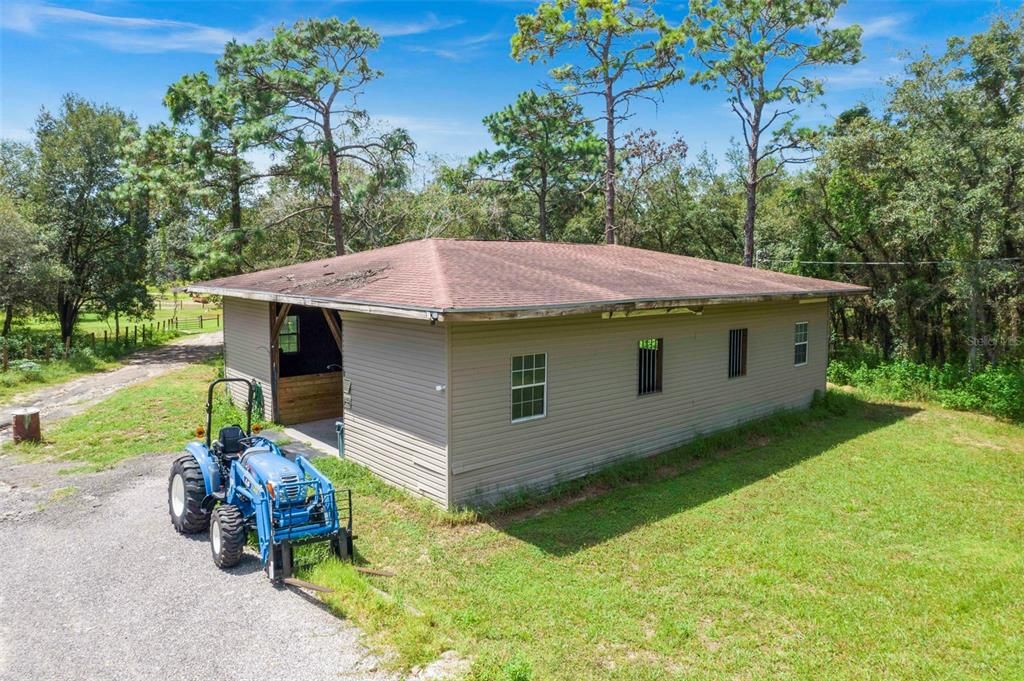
[10,364,1023,679]
[304,395,1024,680]
[8,360,251,473]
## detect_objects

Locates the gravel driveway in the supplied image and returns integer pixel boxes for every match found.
[0,452,395,681]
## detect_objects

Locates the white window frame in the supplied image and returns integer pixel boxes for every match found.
[794,321,808,367]
[511,352,547,423]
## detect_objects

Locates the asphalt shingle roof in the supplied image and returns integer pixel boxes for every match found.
[190,239,868,317]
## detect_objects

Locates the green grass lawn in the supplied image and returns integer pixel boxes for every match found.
[1,291,220,406]
[0,329,186,406]
[8,359,256,472]
[298,393,1024,680]
[10,367,1023,679]
[16,290,222,338]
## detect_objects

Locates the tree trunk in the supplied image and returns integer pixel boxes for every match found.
[56,291,77,346]
[538,172,549,242]
[2,304,12,337]
[323,115,345,257]
[230,150,242,235]
[604,85,616,245]
[743,134,761,267]
[967,224,982,372]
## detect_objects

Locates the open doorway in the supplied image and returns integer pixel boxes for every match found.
[272,304,343,426]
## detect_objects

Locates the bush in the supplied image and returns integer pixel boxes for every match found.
[10,360,42,374]
[828,354,1024,421]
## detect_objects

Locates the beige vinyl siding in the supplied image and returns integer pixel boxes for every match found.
[342,313,449,506]
[448,300,828,505]
[222,296,274,421]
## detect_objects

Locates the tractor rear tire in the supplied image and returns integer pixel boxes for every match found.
[210,505,246,569]
[168,455,208,534]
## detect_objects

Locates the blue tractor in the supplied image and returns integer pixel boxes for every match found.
[167,378,353,582]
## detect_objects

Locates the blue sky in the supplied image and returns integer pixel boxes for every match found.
[0,0,1015,169]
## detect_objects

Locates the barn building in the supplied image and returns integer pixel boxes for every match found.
[189,239,867,508]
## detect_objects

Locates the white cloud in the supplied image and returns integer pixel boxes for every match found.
[374,112,488,159]
[822,65,899,89]
[369,13,463,38]
[0,3,262,53]
[0,4,462,55]
[403,29,505,62]
[832,13,911,42]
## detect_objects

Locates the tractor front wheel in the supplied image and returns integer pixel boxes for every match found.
[210,505,246,569]
[168,455,208,534]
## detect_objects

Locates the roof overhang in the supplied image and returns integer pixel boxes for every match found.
[188,283,868,323]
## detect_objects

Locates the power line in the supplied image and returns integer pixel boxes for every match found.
[758,257,1024,266]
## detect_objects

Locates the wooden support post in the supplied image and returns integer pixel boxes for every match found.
[91,332,96,350]
[321,309,344,356]
[104,330,108,346]
[11,408,41,443]
[271,303,293,339]
[200,315,204,329]
[268,302,293,424]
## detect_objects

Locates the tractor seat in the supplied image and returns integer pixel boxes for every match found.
[217,425,247,456]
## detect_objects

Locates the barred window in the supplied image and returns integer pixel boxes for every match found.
[728,328,747,378]
[512,353,546,422]
[794,322,808,366]
[279,315,299,354]
[638,338,663,395]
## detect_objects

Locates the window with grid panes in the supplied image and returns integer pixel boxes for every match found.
[511,353,546,422]
[794,322,808,366]
[279,315,299,354]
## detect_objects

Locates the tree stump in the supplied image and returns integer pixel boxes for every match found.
[11,408,41,444]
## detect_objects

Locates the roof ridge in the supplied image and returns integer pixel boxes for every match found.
[429,239,454,309]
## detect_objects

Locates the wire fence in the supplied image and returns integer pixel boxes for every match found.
[0,313,220,371]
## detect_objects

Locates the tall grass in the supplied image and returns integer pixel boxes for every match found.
[828,349,1024,421]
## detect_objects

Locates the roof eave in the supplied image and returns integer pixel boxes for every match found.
[190,283,868,322]
[441,289,867,321]
[185,284,443,321]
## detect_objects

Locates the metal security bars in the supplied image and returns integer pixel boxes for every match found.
[794,322,808,366]
[638,338,663,395]
[511,353,547,422]
[728,328,747,378]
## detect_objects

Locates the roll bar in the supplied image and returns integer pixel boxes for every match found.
[205,378,255,448]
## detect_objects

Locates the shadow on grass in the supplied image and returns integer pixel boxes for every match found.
[491,392,918,556]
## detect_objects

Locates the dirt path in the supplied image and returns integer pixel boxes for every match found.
[0,331,223,435]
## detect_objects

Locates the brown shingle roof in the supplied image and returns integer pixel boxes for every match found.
[189,239,868,319]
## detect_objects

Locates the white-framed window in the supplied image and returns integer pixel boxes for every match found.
[279,315,299,354]
[794,321,808,366]
[511,353,546,422]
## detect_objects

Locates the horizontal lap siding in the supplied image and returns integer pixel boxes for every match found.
[449,301,827,505]
[223,297,274,421]
[277,372,343,424]
[342,314,449,506]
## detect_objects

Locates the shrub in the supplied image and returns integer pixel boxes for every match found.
[828,354,1024,422]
